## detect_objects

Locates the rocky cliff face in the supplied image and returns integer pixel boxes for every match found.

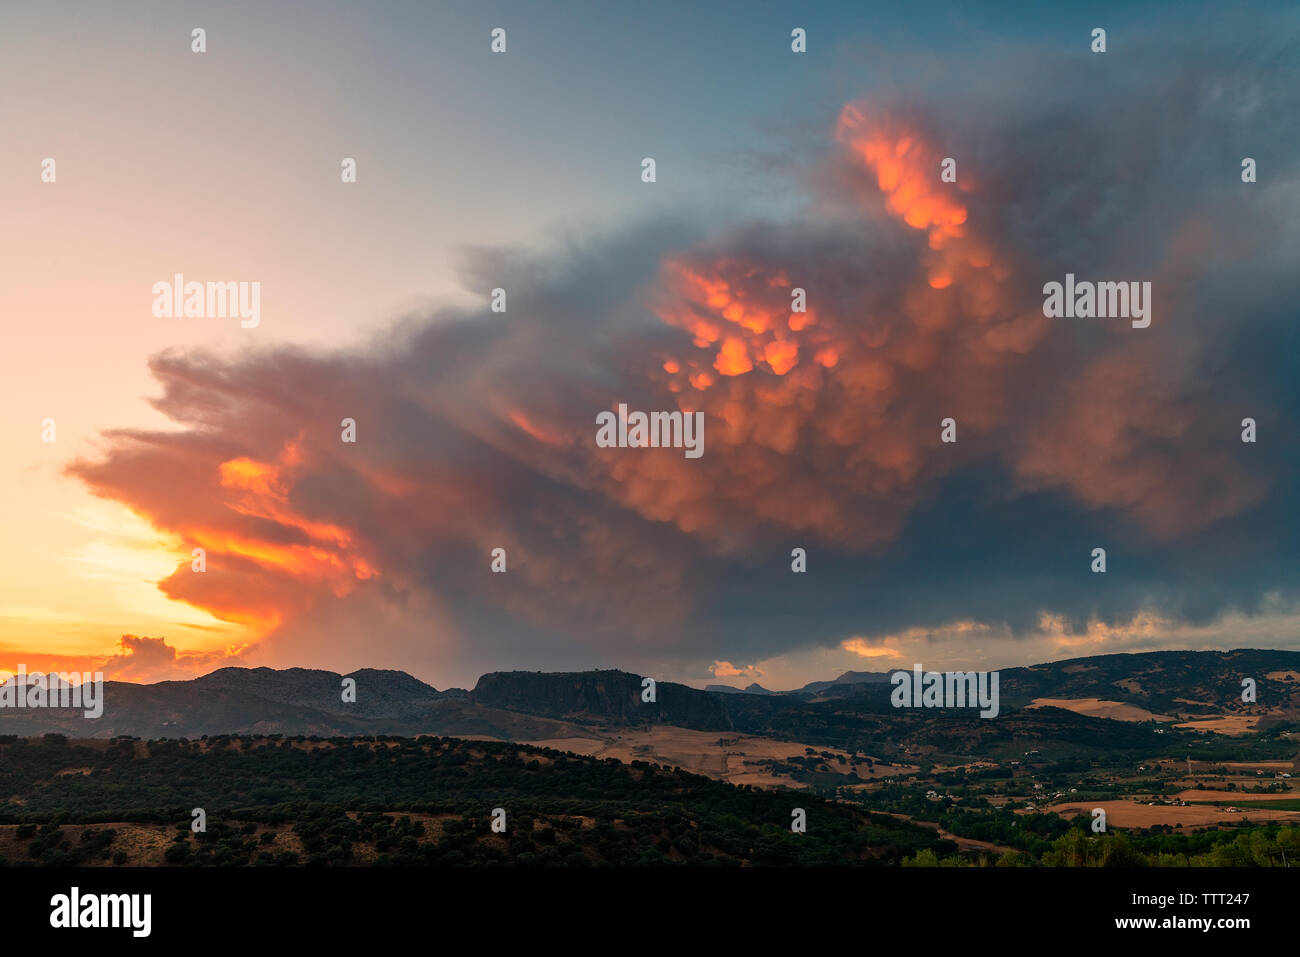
[469,669,789,731]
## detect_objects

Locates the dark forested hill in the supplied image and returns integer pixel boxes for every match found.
[0,734,946,866]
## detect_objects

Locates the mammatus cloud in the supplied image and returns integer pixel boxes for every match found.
[64,44,1300,685]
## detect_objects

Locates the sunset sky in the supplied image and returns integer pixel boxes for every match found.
[2,1,1297,691]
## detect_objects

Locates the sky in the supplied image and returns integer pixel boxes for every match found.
[1,1,1297,691]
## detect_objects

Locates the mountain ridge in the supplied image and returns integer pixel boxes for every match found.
[1,649,1296,747]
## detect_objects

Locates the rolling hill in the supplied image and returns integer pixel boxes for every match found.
[1,650,1296,762]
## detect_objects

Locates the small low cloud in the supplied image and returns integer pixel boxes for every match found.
[97,634,243,683]
[710,660,764,680]
[841,638,905,660]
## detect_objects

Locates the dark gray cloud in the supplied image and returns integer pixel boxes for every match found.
[70,21,1300,684]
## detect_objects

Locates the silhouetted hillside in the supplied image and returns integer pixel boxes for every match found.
[0,734,947,866]
[2,650,1296,756]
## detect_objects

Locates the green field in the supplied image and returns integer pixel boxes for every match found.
[1191,799,1300,811]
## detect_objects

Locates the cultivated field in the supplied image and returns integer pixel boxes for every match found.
[1027,698,1173,722]
[1175,789,1298,803]
[1044,800,1300,829]
[527,727,914,789]
[1173,715,1261,735]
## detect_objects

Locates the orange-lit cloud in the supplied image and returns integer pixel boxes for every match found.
[587,108,1048,553]
[0,634,245,685]
[842,620,992,660]
[58,92,1292,684]
[710,660,763,679]
[840,638,905,660]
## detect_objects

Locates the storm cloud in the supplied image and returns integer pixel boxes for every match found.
[68,28,1300,685]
